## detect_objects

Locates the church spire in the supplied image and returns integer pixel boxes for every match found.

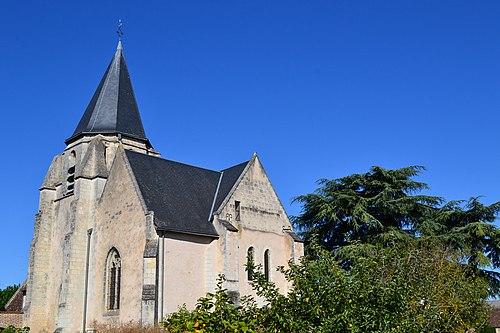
[65,42,150,147]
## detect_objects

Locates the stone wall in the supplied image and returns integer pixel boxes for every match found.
[213,155,303,303]
[26,139,302,331]
[25,136,152,333]
[88,149,153,328]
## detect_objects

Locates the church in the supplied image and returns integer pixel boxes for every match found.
[24,41,303,333]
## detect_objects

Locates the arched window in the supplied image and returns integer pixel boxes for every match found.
[105,248,121,310]
[247,247,255,281]
[264,249,270,282]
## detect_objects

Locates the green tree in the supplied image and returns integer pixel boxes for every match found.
[419,197,500,293]
[0,284,19,310]
[292,166,441,250]
[292,166,500,294]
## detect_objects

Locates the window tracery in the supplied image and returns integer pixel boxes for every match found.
[105,248,121,310]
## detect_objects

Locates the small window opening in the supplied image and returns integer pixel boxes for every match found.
[264,249,270,282]
[106,248,121,310]
[22,289,26,309]
[247,247,255,281]
[67,151,76,193]
[235,201,241,221]
[103,144,108,166]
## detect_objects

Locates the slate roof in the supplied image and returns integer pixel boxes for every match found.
[213,161,249,212]
[219,219,239,232]
[287,231,304,243]
[125,150,249,238]
[66,41,150,146]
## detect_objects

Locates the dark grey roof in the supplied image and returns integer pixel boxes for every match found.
[219,219,238,232]
[287,231,304,243]
[66,42,150,146]
[213,161,249,212]
[125,150,249,238]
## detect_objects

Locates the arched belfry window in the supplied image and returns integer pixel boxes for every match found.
[264,249,271,282]
[105,248,121,311]
[67,151,76,193]
[247,247,255,281]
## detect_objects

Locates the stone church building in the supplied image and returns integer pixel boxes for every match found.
[24,42,303,332]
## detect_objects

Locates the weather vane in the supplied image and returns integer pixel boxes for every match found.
[117,19,124,41]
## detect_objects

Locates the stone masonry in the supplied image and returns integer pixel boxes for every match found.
[24,42,303,332]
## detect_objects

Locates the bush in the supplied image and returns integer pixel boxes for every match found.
[163,242,493,333]
[163,276,258,333]
[0,326,29,333]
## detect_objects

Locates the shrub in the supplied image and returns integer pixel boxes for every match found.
[163,241,493,333]
[162,276,258,333]
[0,326,29,333]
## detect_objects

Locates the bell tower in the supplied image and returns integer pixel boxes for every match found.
[25,42,157,333]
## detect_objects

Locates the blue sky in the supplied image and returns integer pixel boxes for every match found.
[1,1,500,288]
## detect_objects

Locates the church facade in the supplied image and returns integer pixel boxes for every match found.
[24,42,303,333]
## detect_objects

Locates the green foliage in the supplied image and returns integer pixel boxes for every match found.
[162,275,258,333]
[163,242,492,333]
[252,242,492,333]
[0,284,20,310]
[292,166,500,295]
[163,166,496,332]
[0,326,29,333]
[292,166,441,250]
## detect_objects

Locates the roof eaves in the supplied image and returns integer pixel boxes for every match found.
[65,131,152,148]
[287,231,304,243]
[219,219,238,232]
[155,224,220,239]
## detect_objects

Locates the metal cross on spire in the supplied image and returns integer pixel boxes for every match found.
[117,19,124,41]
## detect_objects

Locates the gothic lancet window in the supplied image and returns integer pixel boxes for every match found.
[264,249,270,281]
[105,248,121,311]
[247,247,255,281]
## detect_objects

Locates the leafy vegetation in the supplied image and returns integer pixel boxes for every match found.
[162,165,497,332]
[0,326,29,333]
[163,241,493,332]
[0,284,19,310]
[292,166,500,295]
[163,276,258,333]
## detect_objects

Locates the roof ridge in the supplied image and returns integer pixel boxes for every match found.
[208,171,224,221]
[220,160,250,172]
[125,150,226,174]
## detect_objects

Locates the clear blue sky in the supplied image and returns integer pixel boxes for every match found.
[1,1,500,288]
